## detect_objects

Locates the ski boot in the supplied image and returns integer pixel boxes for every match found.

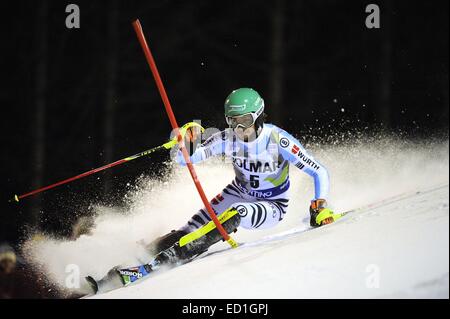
[144,229,188,257]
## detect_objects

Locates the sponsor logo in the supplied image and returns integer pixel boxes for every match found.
[248,190,273,198]
[280,137,290,148]
[119,269,143,279]
[234,178,289,199]
[228,104,246,110]
[291,145,320,170]
[235,204,248,217]
[296,151,320,170]
[232,157,279,173]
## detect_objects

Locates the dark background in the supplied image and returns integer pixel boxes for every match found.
[0,0,448,246]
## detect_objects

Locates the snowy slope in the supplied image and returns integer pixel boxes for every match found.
[92,184,449,299]
[21,137,449,298]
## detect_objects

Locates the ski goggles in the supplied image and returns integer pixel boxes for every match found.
[225,113,258,129]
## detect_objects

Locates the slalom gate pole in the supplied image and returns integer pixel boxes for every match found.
[132,19,238,249]
[12,122,203,203]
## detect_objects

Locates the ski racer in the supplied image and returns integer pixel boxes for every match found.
[86,87,340,293]
[146,87,338,260]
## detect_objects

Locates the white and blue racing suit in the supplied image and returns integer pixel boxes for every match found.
[176,123,329,232]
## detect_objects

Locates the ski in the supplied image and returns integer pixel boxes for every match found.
[85,263,157,295]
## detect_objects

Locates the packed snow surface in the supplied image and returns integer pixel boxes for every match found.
[22,136,449,298]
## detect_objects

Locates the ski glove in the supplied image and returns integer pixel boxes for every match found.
[309,199,335,227]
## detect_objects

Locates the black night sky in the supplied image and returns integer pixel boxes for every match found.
[0,0,448,246]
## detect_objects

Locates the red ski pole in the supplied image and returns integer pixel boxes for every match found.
[132,19,237,248]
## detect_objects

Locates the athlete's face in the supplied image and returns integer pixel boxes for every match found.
[234,125,257,141]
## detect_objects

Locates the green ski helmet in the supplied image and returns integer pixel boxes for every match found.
[224,88,265,130]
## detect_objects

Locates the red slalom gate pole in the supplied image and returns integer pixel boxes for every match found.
[132,19,237,248]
